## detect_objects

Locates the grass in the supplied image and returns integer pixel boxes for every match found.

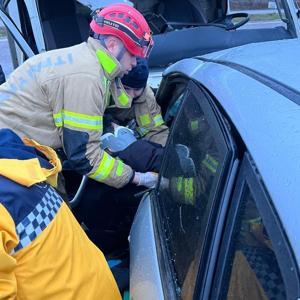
[250,13,281,21]
[234,13,281,24]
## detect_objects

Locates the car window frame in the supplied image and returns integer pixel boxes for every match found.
[0,2,34,60]
[151,79,191,300]
[151,79,238,299]
[210,152,300,299]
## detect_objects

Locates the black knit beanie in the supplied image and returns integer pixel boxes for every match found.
[121,57,149,89]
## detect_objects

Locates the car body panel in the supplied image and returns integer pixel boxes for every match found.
[163,38,300,265]
[129,194,164,300]
[202,38,300,93]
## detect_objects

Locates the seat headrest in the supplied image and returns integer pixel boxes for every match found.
[38,0,77,20]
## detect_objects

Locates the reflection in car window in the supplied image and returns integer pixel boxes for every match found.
[221,187,287,300]
[164,82,188,126]
[157,87,229,299]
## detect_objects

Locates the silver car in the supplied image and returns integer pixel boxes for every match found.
[130,38,300,299]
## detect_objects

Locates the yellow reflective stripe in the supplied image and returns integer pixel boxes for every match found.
[103,77,111,107]
[176,176,183,192]
[140,114,151,126]
[116,160,124,177]
[96,49,117,74]
[153,114,164,127]
[118,91,129,106]
[53,110,103,130]
[246,217,262,224]
[90,152,115,181]
[53,112,63,127]
[184,178,194,203]
[202,154,219,174]
[136,126,149,137]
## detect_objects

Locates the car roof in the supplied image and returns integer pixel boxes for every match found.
[164,38,300,264]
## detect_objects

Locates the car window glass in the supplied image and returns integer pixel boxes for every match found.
[220,186,287,300]
[163,81,188,126]
[228,0,287,28]
[157,87,229,299]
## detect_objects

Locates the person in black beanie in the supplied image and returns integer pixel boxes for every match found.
[101,57,169,173]
[106,57,169,147]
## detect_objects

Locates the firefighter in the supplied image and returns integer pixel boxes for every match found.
[102,57,169,172]
[0,128,121,300]
[0,4,157,190]
[108,57,169,146]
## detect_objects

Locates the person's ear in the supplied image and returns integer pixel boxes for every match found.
[105,36,120,54]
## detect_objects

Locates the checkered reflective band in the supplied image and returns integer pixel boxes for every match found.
[242,246,286,300]
[13,187,63,253]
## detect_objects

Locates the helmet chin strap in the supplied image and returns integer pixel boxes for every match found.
[116,43,127,62]
[94,34,129,75]
[95,34,127,63]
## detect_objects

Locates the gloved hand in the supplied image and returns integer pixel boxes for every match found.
[133,172,158,188]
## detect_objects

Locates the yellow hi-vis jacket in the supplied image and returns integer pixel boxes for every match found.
[108,85,170,146]
[0,37,134,188]
[0,131,121,300]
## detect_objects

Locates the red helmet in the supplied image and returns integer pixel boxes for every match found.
[90,4,154,58]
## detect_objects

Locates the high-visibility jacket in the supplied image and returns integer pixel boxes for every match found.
[0,128,121,300]
[0,37,134,188]
[107,85,169,146]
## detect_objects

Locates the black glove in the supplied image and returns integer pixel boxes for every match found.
[115,140,165,173]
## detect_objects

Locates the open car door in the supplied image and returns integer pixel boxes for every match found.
[0,2,87,207]
[0,3,34,61]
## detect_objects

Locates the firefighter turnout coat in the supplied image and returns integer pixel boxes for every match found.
[108,85,169,146]
[0,37,134,188]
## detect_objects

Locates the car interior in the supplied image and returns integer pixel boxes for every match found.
[31,0,295,68]
[37,0,90,50]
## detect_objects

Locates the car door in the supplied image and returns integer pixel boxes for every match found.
[209,152,300,299]
[130,79,239,299]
